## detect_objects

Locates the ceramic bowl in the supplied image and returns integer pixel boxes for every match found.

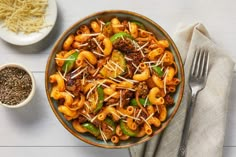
[0,63,36,108]
[45,10,184,148]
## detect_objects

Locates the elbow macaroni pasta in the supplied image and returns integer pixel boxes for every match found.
[102,37,113,56]
[130,22,138,38]
[72,119,88,133]
[152,75,164,89]
[49,73,65,92]
[148,87,165,105]
[63,34,74,51]
[76,50,97,67]
[133,63,150,81]
[91,21,101,33]
[127,117,138,130]
[111,17,123,33]
[66,94,85,110]
[148,48,164,61]
[58,105,77,117]
[97,106,120,121]
[49,17,181,144]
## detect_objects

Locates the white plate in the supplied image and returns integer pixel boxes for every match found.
[0,0,57,46]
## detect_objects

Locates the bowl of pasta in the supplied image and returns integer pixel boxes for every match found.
[45,10,184,148]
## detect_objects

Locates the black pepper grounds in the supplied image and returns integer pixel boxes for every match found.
[0,67,32,105]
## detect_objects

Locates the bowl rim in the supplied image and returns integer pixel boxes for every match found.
[0,63,36,108]
[45,9,185,148]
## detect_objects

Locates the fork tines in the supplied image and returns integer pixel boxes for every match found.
[191,49,209,78]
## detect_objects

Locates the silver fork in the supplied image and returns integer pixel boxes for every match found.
[177,49,209,157]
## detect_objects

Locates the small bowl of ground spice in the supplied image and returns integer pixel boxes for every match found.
[0,63,36,108]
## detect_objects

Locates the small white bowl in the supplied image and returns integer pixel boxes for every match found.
[0,0,57,46]
[0,63,36,108]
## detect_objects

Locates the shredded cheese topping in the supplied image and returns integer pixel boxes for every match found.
[63,64,68,78]
[92,67,101,77]
[90,115,98,122]
[136,109,142,120]
[109,77,121,83]
[86,83,97,99]
[141,117,151,128]
[118,76,138,83]
[81,113,92,121]
[92,38,104,53]
[92,50,104,57]
[65,90,75,98]
[137,42,149,51]
[0,0,48,34]
[82,33,100,37]
[132,41,145,57]
[57,70,67,81]
[163,67,169,94]
[104,92,117,101]
[99,126,107,143]
[143,96,149,107]
[124,55,133,61]
[71,67,87,79]
[71,66,81,74]
[85,59,94,68]
[146,113,154,121]
[116,87,136,91]
[110,60,125,72]
[117,110,140,121]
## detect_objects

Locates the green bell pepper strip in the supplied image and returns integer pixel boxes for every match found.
[105,22,111,25]
[130,98,151,106]
[93,86,104,113]
[62,50,79,73]
[110,32,133,43]
[120,120,139,137]
[104,117,116,134]
[131,21,145,30]
[81,123,100,137]
[152,66,164,77]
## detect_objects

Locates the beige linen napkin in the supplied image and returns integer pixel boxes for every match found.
[129,23,235,157]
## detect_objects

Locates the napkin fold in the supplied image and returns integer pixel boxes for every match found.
[129,23,235,157]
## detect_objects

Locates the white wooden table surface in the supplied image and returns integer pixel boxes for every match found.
[0,0,236,156]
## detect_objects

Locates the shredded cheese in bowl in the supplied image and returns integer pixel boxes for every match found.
[0,0,48,34]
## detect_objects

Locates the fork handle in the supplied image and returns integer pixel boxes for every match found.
[177,92,197,157]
